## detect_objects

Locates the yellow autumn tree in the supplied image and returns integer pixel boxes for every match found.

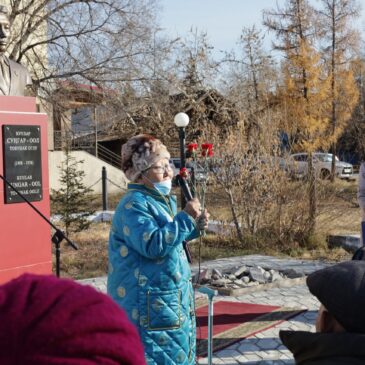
[326,68,359,145]
[318,0,360,180]
[282,41,331,152]
[265,0,331,234]
[281,40,331,232]
[340,58,365,159]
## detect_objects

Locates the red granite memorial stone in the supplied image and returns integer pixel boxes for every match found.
[0,96,52,284]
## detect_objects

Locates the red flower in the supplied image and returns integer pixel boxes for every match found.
[201,143,213,157]
[187,143,198,152]
[179,167,189,178]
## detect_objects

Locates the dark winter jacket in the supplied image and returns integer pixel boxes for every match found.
[280,330,365,365]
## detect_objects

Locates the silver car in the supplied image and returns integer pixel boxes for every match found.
[286,152,353,179]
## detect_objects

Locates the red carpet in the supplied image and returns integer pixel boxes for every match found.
[196,300,306,357]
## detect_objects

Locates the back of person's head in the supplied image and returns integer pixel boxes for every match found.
[0,273,146,365]
[307,260,365,334]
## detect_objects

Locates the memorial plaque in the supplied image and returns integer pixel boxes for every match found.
[2,125,42,203]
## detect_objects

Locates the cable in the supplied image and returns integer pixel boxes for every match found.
[106,178,126,191]
[85,178,101,190]
[194,235,203,363]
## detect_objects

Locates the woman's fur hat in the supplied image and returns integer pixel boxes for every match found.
[121,134,170,181]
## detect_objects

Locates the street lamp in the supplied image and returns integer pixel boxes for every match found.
[174,112,189,208]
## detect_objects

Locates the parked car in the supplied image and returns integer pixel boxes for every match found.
[285,152,353,179]
[209,156,285,180]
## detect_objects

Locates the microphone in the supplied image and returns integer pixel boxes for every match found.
[176,174,193,201]
[176,173,194,264]
[177,173,205,228]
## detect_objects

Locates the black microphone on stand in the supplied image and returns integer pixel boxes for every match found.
[0,173,78,278]
[176,174,194,263]
[176,174,193,201]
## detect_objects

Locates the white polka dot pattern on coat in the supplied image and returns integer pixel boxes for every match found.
[138,275,147,286]
[123,225,130,236]
[143,231,151,242]
[120,245,128,257]
[125,201,133,209]
[117,286,126,298]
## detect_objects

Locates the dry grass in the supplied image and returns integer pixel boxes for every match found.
[316,180,359,235]
[56,178,358,279]
[317,204,360,234]
[55,223,110,279]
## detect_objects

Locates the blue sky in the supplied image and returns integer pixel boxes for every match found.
[159,0,365,58]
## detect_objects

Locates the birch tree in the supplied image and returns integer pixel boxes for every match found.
[224,26,277,147]
[5,0,160,100]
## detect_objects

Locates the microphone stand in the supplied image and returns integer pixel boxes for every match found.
[0,173,78,277]
[177,174,214,363]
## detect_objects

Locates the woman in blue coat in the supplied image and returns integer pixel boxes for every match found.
[108,134,209,365]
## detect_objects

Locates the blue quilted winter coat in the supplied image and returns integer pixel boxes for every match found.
[107,183,199,365]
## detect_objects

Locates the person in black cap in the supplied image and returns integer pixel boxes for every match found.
[280,260,365,364]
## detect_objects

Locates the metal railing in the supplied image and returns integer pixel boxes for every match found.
[96,144,122,168]
[54,130,95,150]
[53,130,121,168]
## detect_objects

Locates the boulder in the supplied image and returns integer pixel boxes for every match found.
[211,278,230,287]
[282,268,304,279]
[248,267,267,283]
[199,269,212,284]
[269,271,282,282]
[212,268,223,279]
[233,265,249,278]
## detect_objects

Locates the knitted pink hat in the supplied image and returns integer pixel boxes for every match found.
[0,274,146,365]
[121,134,170,181]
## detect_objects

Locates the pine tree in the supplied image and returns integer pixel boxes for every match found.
[51,149,95,236]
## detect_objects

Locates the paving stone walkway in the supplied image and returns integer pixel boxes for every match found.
[80,255,330,365]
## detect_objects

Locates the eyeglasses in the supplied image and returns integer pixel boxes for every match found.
[150,164,172,174]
